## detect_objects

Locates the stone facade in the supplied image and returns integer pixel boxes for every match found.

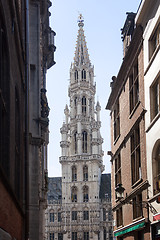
[45,15,112,240]
[0,0,56,239]
[45,175,112,240]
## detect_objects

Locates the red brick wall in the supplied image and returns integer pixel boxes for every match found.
[0,180,23,240]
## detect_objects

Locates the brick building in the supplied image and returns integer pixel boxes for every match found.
[106,11,150,240]
[136,0,160,239]
[0,0,55,239]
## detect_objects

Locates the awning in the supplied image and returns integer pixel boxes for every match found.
[153,213,160,221]
[114,221,145,237]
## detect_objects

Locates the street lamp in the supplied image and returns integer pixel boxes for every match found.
[115,183,125,200]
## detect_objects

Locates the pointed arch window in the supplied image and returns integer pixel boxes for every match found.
[83,165,88,181]
[82,69,86,80]
[72,166,77,181]
[82,96,86,115]
[83,186,89,202]
[71,187,77,202]
[82,131,87,153]
[74,131,77,154]
[75,70,78,81]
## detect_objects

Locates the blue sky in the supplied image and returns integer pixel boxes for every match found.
[47,0,141,177]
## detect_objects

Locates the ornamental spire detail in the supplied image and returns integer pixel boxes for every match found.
[73,14,91,67]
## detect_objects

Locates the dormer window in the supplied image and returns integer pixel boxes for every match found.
[75,70,78,81]
[82,69,86,80]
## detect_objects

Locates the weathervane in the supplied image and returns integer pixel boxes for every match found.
[78,13,84,27]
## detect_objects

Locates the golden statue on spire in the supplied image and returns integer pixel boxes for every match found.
[78,13,84,27]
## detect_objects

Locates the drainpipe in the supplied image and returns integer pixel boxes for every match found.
[25,0,29,239]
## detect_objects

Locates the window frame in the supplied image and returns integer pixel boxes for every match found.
[130,125,141,185]
[116,207,123,227]
[50,212,54,222]
[83,210,89,220]
[72,211,77,221]
[82,131,87,153]
[83,186,89,202]
[49,233,54,240]
[150,76,160,121]
[71,187,77,202]
[129,61,139,113]
[115,153,122,189]
[113,100,120,141]
[149,23,160,60]
[72,166,77,182]
[72,232,77,240]
[84,232,89,240]
[83,165,88,181]
[132,193,143,219]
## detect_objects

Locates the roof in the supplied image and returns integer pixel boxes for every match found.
[99,173,111,200]
[47,177,62,203]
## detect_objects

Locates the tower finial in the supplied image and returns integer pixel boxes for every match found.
[78,14,84,27]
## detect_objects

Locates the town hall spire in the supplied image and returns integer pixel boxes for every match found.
[74,14,91,67]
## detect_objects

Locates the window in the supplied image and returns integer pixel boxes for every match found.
[116,207,123,227]
[72,232,77,240]
[58,233,63,240]
[83,165,88,181]
[50,233,54,240]
[82,96,86,115]
[131,125,141,185]
[150,77,160,121]
[84,232,89,240]
[71,187,77,202]
[103,229,106,240]
[109,227,113,240]
[83,186,89,202]
[74,132,77,154]
[72,166,77,181]
[113,100,120,141]
[83,210,89,220]
[152,142,160,195]
[74,97,77,117]
[103,208,106,221]
[75,70,78,81]
[72,211,77,220]
[149,23,160,59]
[129,61,139,113]
[82,131,87,153]
[82,69,86,80]
[115,153,121,189]
[58,212,62,222]
[50,212,54,222]
[133,194,143,219]
[108,209,112,221]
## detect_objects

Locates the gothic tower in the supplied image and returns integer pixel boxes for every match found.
[60,15,105,240]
